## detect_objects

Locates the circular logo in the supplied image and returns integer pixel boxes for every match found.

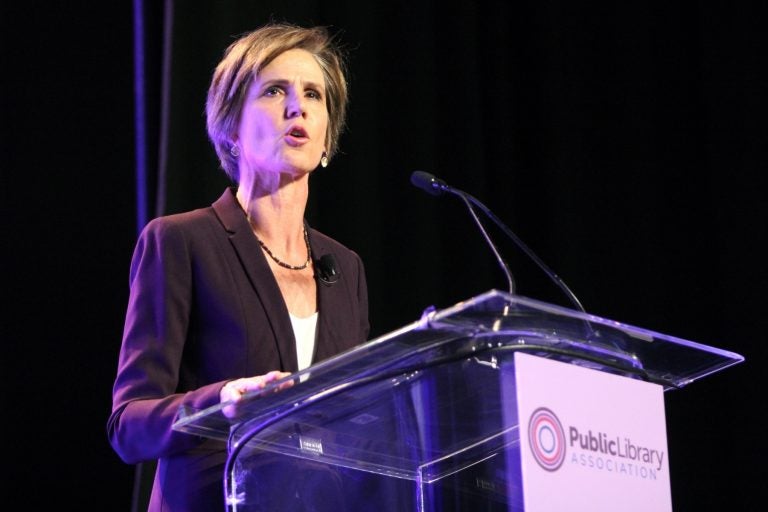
[528,407,566,471]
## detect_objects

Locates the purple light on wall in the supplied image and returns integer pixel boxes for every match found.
[133,0,148,232]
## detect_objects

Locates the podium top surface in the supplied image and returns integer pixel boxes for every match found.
[173,289,744,441]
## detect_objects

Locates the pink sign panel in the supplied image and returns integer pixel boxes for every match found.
[512,352,672,511]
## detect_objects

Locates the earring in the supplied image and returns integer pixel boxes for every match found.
[230,144,240,157]
[320,151,329,168]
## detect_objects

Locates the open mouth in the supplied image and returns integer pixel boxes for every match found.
[286,126,308,138]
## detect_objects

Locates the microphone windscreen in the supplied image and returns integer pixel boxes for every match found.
[317,254,340,284]
[410,171,444,196]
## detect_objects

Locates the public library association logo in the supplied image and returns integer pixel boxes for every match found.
[528,407,567,471]
[527,406,666,480]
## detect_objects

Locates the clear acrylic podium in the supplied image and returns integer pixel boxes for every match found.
[172,290,744,511]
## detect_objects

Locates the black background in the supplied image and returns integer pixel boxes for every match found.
[3,1,766,509]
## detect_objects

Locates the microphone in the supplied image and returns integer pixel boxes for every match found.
[411,171,449,196]
[315,254,340,285]
[410,170,588,316]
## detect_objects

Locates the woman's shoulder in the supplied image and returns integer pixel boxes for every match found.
[141,189,236,237]
[141,206,216,237]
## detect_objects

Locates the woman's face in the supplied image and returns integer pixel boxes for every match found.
[235,48,329,182]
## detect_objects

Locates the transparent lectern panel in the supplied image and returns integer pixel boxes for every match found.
[223,348,525,511]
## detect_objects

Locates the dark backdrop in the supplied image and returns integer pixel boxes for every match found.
[4,1,766,509]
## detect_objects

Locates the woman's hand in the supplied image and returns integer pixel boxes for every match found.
[220,370,294,418]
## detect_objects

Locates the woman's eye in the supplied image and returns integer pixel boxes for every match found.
[264,86,282,96]
[306,90,322,100]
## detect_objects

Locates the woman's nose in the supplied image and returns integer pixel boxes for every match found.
[284,93,305,119]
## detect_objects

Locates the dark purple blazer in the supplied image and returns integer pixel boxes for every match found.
[108,188,369,511]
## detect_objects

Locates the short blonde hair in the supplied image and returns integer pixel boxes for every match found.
[206,23,349,182]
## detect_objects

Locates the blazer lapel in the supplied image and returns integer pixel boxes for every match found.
[308,230,345,363]
[211,188,299,372]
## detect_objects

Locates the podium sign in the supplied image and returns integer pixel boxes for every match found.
[514,352,671,511]
[173,290,743,511]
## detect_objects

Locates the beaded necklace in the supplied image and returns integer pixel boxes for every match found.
[253,225,312,270]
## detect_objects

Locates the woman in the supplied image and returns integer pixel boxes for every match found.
[107,23,369,511]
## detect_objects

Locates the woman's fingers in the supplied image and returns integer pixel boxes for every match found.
[220,371,295,418]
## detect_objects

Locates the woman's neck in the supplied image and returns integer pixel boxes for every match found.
[236,172,309,248]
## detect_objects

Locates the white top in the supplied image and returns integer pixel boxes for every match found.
[290,311,318,371]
